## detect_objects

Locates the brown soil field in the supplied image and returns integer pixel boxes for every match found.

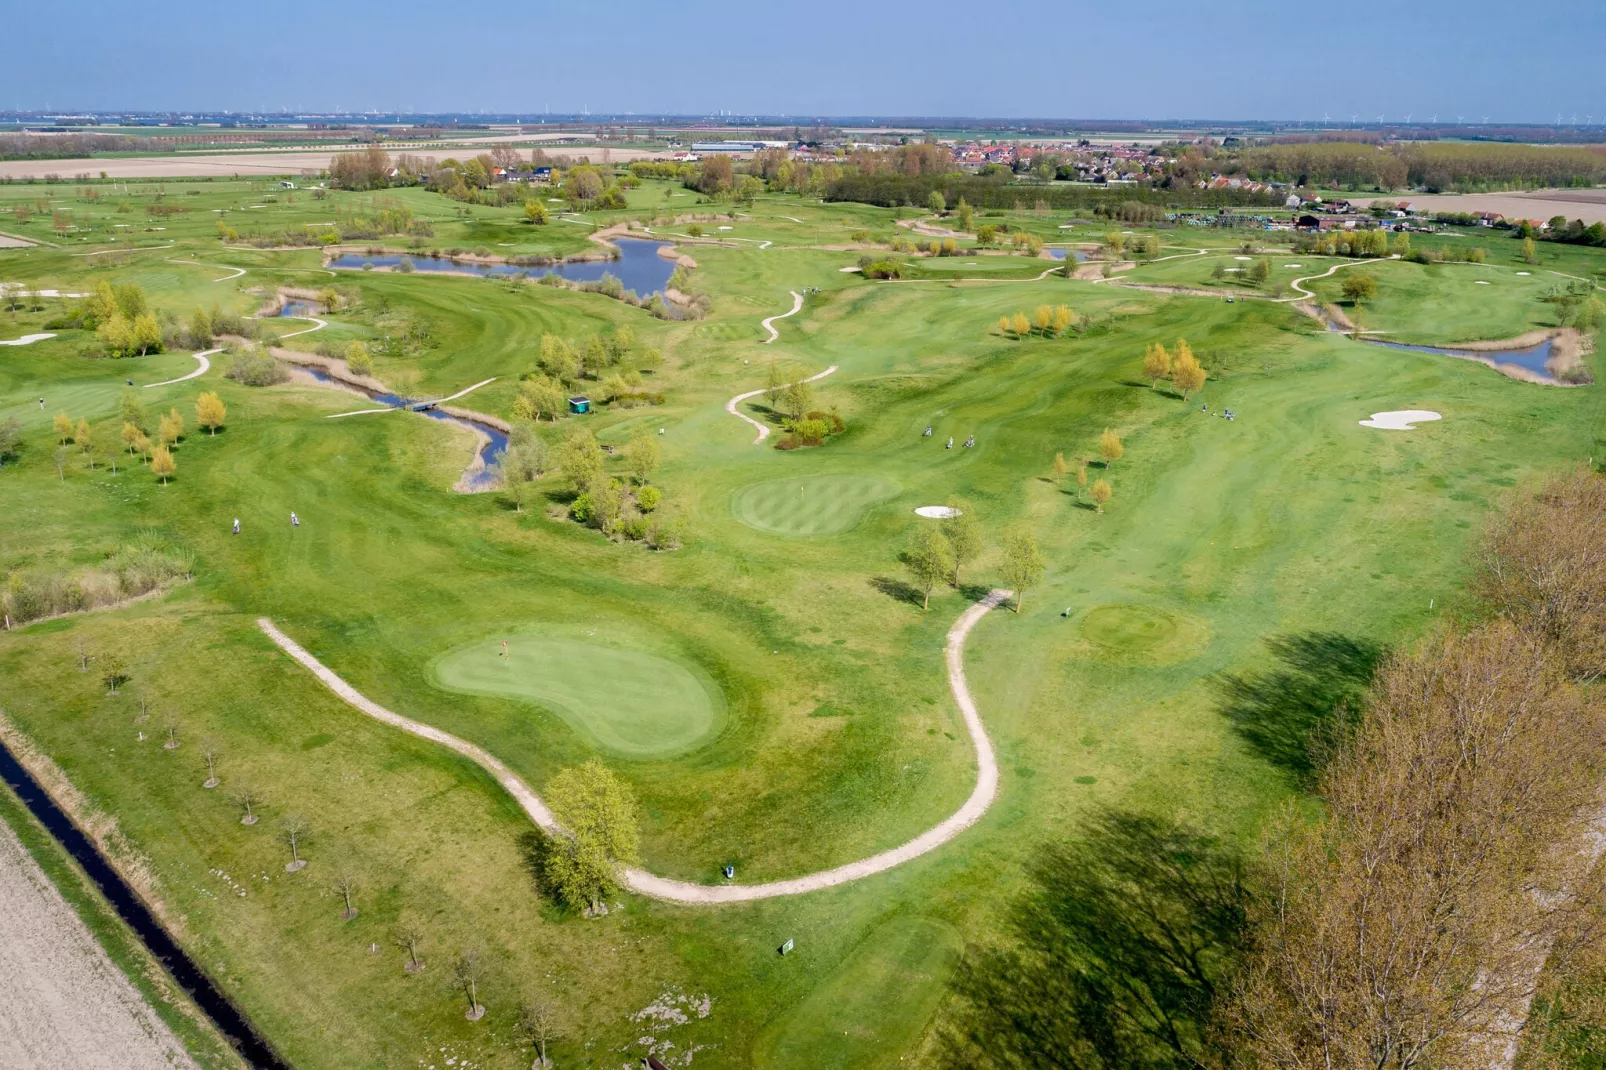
[1352,190,1606,225]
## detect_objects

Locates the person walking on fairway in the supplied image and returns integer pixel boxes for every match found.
[232,518,240,535]
[290,512,299,528]
[501,640,509,662]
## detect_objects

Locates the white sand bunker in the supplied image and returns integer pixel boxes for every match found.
[1285,263,1302,268]
[1475,280,1490,285]
[1234,255,1252,261]
[915,506,961,519]
[0,333,55,347]
[1360,410,1442,431]
[1517,271,1532,276]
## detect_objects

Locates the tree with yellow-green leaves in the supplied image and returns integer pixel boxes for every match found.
[1033,305,1053,334]
[158,409,184,447]
[150,445,175,484]
[53,411,73,444]
[1011,312,1030,337]
[1052,305,1074,335]
[1000,528,1046,614]
[1052,452,1070,483]
[542,759,640,916]
[73,417,90,445]
[1143,342,1172,388]
[1076,462,1089,499]
[1171,343,1207,402]
[1089,478,1112,513]
[121,421,143,455]
[344,340,373,377]
[1099,427,1124,468]
[997,315,1011,337]
[195,392,227,435]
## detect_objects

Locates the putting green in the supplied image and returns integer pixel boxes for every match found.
[1078,603,1210,666]
[430,632,725,759]
[731,473,901,536]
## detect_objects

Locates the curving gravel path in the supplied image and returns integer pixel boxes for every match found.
[0,333,56,347]
[257,588,1009,904]
[760,290,804,343]
[724,364,837,444]
[143,348,220,389]
[164,259,246,282]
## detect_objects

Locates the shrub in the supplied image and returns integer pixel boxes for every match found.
[861,259,903,280]
[224,346,289,386]
[621,516,650,541]
[637,485,662,512]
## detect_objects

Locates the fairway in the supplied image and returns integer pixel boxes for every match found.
[431,632,726,759]
[731,473,903,536]
[1078,603,1210,665]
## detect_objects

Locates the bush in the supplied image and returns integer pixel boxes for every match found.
[637,485,661,512]
[224,346,289,386]
[621,516,650,541]
[861,259,903,280]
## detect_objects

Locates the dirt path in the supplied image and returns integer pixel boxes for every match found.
[164,260,246,282]
[0,333,56,347]
[0,816,198,1069]
[143,348,219,389]
[724,364,837,444]
[760,290,804,343]
[257,589,1010,904]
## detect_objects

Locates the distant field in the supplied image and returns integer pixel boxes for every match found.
[1352,190,1606,225]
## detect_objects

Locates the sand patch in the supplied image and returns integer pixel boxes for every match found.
[1360,410,1442,430]
[0,333,55,347]
[915,506,960,519]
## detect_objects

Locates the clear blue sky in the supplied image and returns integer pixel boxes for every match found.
[6,0,1604,122]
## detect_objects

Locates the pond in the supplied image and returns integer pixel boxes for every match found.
[1048,249,1089,261]
[1365,337,1558,383]
[300,368,508,487]
[328,237,676,295]
[278,299,319,318]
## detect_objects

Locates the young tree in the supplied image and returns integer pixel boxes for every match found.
[200,739,222,788]
[1052,305,1074,335]
[906,527,956,610]
[625,428,661,484]
[1033,305,1053,334]
[120,420,143,456]
[344,340,373,377]
[956,197,974,233]
[1341,272,1378,305]
[1099,427,1124,468]
[0,415,21,465]
[131,313,162,355]
[927,190,947,215]
[120,393,147,432]
[159,408,184,446]
[942,500,982,587]
[1089,478,1113,514]
[52,411,73,444]
[1520,236,1539,264]
[763,360,786,410]
[101,653,127,694]
[1172,349,1207,401]
[1143,342,1172,388]
[782,375,814,420]
[53,446,68,482]
[1248,257,1271,285]
[1000,529,1047,613]
[73,417,91,448]
[233,788,260,826]
[1011,312,1031,337]
[543,758,640,915]
[556,428,605,493]
[495,425,547,512]
[150,445,176,484]
[280,815,309,872]
[194,391,226,435]
[1052,451,1070,483]
[396,914,426,973]
[335,872,358,920]
[511,375,566,422]
[1076,462,1089,499]
[454,949,487,1021]
[163,721,181,749]
[523,199,548,225]
[996,315,1012,336]
[518,998,562,1069]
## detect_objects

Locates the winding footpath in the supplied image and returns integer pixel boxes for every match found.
[724,365,837,443]
[143,348,219,389]
[256,589,1009,905]
[164,259,246,282]
[0,333,55,347]
[760,290,804,343]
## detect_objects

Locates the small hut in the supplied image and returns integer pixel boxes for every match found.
[568,396,591,415]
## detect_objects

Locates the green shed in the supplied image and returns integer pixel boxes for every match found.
[567,396,591,415]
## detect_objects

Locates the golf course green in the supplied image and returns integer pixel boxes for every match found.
[730,472,903,536]
[431,631,726,758]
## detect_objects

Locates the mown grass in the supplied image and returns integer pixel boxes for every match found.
[0,189,1603,1068]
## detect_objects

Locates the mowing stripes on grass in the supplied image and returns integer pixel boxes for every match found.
[431,633,726,759]
[731,474,902,536]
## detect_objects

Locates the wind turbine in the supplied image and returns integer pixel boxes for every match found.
[1350,113,1359,124]
[1457,115,1465,125]
[1404,113,1412,123]
[1482,115,1490,124]
[1429,113,1437,123]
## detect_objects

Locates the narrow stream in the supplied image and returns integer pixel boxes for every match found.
[0,739,289,1069]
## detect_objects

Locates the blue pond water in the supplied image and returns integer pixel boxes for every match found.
[328,236,675,294]
[302,368,508,487]
[1365,337,1557,382]
[278,299,319,318]
[1048,249,1089,261]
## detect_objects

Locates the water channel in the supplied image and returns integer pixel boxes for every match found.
[328,236,676,294]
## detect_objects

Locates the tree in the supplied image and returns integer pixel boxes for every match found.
[625,428,661,484]
[496,424,547,512]
[1033,305,1053,334]
[556,429,605,493]
[1076,462,1089,499]
[1248,257,1271,285]
[280,815,309,872]
[121,420,142,455]
[195,391,226,435]
[159,407,184,446]
[1052,452,1070,483]
[906,527,956,610]
[1105,231,1125,255]
[1052,305,1074,335]
[200,739,222,788]
[232,788,260,826]
[1143,342,1172,388]
[523,199,548,225]
[927,190,947,215]
[1001,529,1046,613]
[1089,478,1113,514]
[942,501,982,586]
[512,375,566,422]
[0,416,20,464]
[454,949,486,1021]
[150,445,175,484]
[518,998,562,1069]
[101,653,128,694]
[334,872,358,920]
[1011,312,1030,337]
[1341,272,1378,305]
[131,313,162,356]
[318,288,340,314]
[956,197,974,232]
[782,375,814,419]
[73,417,90,447]
[1099,427,1124,468]
[543,758,640,915]
[120,393,146,432]
[344,340,373,377]
[395,914,426,973]
[52,411,72,444]
[53,446,68,482]
[1172,349,1207,401]
[1390,232,1412,258]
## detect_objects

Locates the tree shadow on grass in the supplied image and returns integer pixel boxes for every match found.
[1215,631,1385,783]
[936,811,1248,1069]
[870,575,925,608]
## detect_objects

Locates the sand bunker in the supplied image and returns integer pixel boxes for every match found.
[1234,255,1252,261]
[1285,263,1302,268]
[915,506,961,519]
[1475,280,1490,285]
[1360,410,1442,431]
[0,333,55,347]
[1517,271,1532,276]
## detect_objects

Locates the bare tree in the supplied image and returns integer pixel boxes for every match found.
[280,815,309,872]
[518,998,562,1068]
[334,873,358,921]
[232,788,260,826]
[454,948,486,1021]
[200,739,221,788]
[162,721,180,750]
[396,914,426,974]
